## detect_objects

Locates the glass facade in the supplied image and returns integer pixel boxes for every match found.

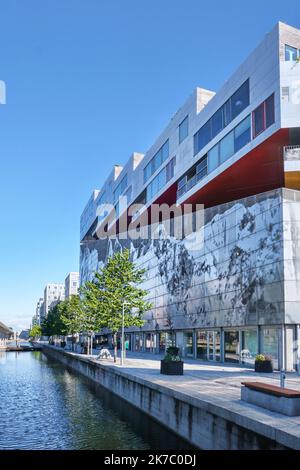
[143,140,169,183]
[179,115,189,143]
[207,145,219,173]
[178,115,251,199]
[285,44,300,61]
[196,330,220,361]
[177,156,208,199]
[122,327,283,369]
[183,331,194,357]
[252,94,275,138]
[261,327,279,369]
[146,157,175,202]
[159,331,175,353]
[134,333,143,352]
[241,329,257,365]
[145,332,156,352]
[224,330,239,363]
[194,79,249,156]
[113,174,128,202]
[220,132,234,163]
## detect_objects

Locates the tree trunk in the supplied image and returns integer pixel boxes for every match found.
[113,332,117,363]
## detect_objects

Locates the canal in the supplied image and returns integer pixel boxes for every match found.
[0,351,192,450]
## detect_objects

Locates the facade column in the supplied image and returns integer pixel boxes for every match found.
[193,329,197,359]
[220,329,225,363]
[257,325,261,354]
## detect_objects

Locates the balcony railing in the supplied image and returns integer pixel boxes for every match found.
[283,145,300,161]
[176,168,208,200]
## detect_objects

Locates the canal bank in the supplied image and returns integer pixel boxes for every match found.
[42,344,300,450]
[0,350,190,450]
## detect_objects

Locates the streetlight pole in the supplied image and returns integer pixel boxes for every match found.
[121,301,130,366]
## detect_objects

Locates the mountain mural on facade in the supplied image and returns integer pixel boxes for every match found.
[80,189,285,330]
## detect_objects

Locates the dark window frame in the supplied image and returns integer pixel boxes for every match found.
[194,79,250,156]
[252,94,275,139]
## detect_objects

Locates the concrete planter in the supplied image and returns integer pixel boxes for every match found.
[160,360,184,375]
[255,360,273,373]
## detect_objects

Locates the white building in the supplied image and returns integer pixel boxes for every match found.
[43,283,65,318]
[80,22,300,370]
[33,297,44,325]
[65,272,79,299]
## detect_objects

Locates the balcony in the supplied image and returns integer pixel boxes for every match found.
[283,145,300,161]
[176,167,208,200]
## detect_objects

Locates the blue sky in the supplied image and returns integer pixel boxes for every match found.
[0,0,299,330]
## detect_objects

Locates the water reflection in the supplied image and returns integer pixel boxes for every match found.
[0,351,192,450]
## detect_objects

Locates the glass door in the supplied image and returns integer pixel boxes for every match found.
[208,331,221,361]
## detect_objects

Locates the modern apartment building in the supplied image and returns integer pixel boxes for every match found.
[43,283,65,319]
[65,272,80,299]
[80,22,300,370]
[32,297,44,326]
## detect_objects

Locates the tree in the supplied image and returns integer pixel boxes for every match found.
[29,324,42,339]
[59,295,84,351]
[41,303,66,337]
[82,249,152,362]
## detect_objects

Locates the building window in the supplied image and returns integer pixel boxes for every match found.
[231,79,250,120]
[166,156,176,182]
[179,115,251,199]
[143,140,169,183]
[252,93,275,138]
[220,131,234,163]
[183,331,194,358]
[176,155,207,198]
[224,330,240,363]
[211,108,223,138]
[179,116,188,143]
[208,144,219,173]
[285,44,299,61]
[265,94,275,128]
[234,115,251,152]
[281,86,290,103]
[146,157,175,202]
[113,174,128,202]
[194,79,249,156]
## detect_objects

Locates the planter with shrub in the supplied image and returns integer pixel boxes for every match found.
[160,346,184,375]
[254,354,274,373]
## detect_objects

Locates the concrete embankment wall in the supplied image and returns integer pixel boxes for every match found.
[42,345,289,450]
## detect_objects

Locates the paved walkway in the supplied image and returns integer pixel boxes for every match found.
[89,349,300,448]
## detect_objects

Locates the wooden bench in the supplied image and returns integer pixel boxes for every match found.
[241,381,300,398]
[241,381,300,416]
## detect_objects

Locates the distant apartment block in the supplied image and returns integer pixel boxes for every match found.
[32,297,44,325]
[65,272,79,300]
[43,283,65,318]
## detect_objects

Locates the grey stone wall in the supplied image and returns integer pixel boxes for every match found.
[79,189,292,330]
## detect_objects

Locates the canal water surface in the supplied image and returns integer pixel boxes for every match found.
[0,351,192,450]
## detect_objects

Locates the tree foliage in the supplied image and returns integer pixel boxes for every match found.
[29,324,42,339]
[81,249,152,361]
[39,250,152,360]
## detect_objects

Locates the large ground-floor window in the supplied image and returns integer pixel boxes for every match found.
[224,330,239,363]
[159,331,175,353]
[183,331,194,357]
[261,327,279,369]
[134,333,143,352]
[240,329,257,366]
[196,330,220,361]
[145,332,156,352]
